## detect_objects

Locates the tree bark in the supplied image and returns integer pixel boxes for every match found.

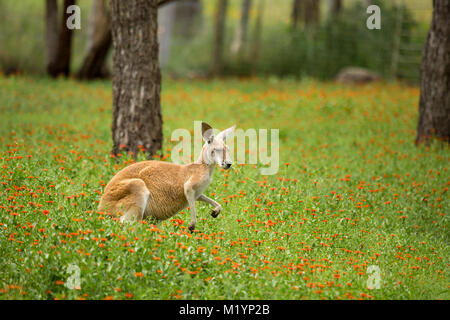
[77,0,112,79]
[47,0,75,77]
[76,0,180,79]
[110,0,163,158]
[231,0,252,55]
[416,0,450,144]
[211,0,228,76]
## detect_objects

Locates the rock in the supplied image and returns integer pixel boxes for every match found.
[335,67,382,84]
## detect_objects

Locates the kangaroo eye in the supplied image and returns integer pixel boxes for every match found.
[211,150,215,156]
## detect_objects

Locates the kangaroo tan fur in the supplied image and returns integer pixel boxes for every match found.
[98,122,235,232]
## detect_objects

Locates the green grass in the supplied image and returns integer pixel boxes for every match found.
[0,75,448,300]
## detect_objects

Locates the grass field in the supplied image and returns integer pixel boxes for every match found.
[0,75,448,300]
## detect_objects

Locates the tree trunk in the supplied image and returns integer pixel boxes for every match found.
[251,0,264,74]
[416,0,450,144]
[110,0,163,158]
[158,2,176,68]
[231,0,252,55]
[76,0,180,79]
[77,0,112,79]
[330,0,342,16]
[47,0,75,77]
[303,0,319,28]
[291,0,302,29]
[211,0,228,76]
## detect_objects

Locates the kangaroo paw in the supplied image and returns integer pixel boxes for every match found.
[211,207,221,218]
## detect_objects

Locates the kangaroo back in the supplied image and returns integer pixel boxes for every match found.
[138,161,188,220]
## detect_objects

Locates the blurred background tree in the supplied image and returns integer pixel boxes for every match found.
[77,0,111,79]
[0,0,432,82]
[211,0,228,76]
[110,0,169,157]
[45,0,75,77]
[230,0,251,57]
[330,0,342,16]
[416,0,449,144]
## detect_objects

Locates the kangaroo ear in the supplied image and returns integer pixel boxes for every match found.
[217,124,236,142]
[201,122,214,144]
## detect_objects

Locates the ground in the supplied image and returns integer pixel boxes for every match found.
[0,75,448,300]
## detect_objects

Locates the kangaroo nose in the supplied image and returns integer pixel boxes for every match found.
[224,163,232,169]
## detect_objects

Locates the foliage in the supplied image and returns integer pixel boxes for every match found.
[0,0,91,75]
[0,0,424,82]
[223,0,418,80]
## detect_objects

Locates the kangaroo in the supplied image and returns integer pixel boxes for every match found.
[98,122,235,232]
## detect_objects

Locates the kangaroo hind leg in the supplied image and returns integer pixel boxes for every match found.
[116,178,150,223]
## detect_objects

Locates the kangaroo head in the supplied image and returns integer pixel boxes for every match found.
[201,122,235,169]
